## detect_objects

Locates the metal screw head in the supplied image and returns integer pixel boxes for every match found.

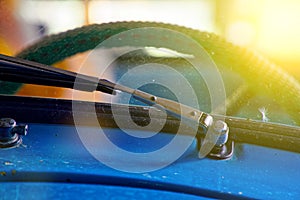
[0,118,16,128]
[150,96,157,101]
[190,111,197,116]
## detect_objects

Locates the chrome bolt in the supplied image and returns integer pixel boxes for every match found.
[0,118,28,148]
[212,120,229,146]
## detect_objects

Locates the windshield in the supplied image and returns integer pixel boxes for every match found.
[1,0,299,126]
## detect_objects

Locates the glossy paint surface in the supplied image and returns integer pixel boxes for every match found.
[1,123,300,199]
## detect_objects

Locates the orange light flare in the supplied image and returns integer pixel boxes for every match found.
[224,0,300,77]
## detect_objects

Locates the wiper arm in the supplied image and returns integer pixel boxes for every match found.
[0,54,116,94]
[0,54,225,134]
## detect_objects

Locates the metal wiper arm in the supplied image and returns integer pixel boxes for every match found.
[0,54,116,94]
[0,54,225,137]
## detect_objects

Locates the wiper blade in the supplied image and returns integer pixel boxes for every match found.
[0,95,299,155]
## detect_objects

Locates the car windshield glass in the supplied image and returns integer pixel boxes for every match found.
[1,0,300,149]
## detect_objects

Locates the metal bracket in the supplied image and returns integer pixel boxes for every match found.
[196,137,234,160]
[196,119,234,160]
[207,140,234,160]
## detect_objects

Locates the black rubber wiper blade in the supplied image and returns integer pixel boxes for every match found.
[0,54,116,94]
[224,116,300,152]
[0,94,299,154]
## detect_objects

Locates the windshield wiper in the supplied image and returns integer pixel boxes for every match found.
[0,54,232,158]
[1,54,300,158]
[0,54,218,131]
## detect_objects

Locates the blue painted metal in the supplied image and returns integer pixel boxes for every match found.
[0,182,211,200]
[0,123,300,199]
